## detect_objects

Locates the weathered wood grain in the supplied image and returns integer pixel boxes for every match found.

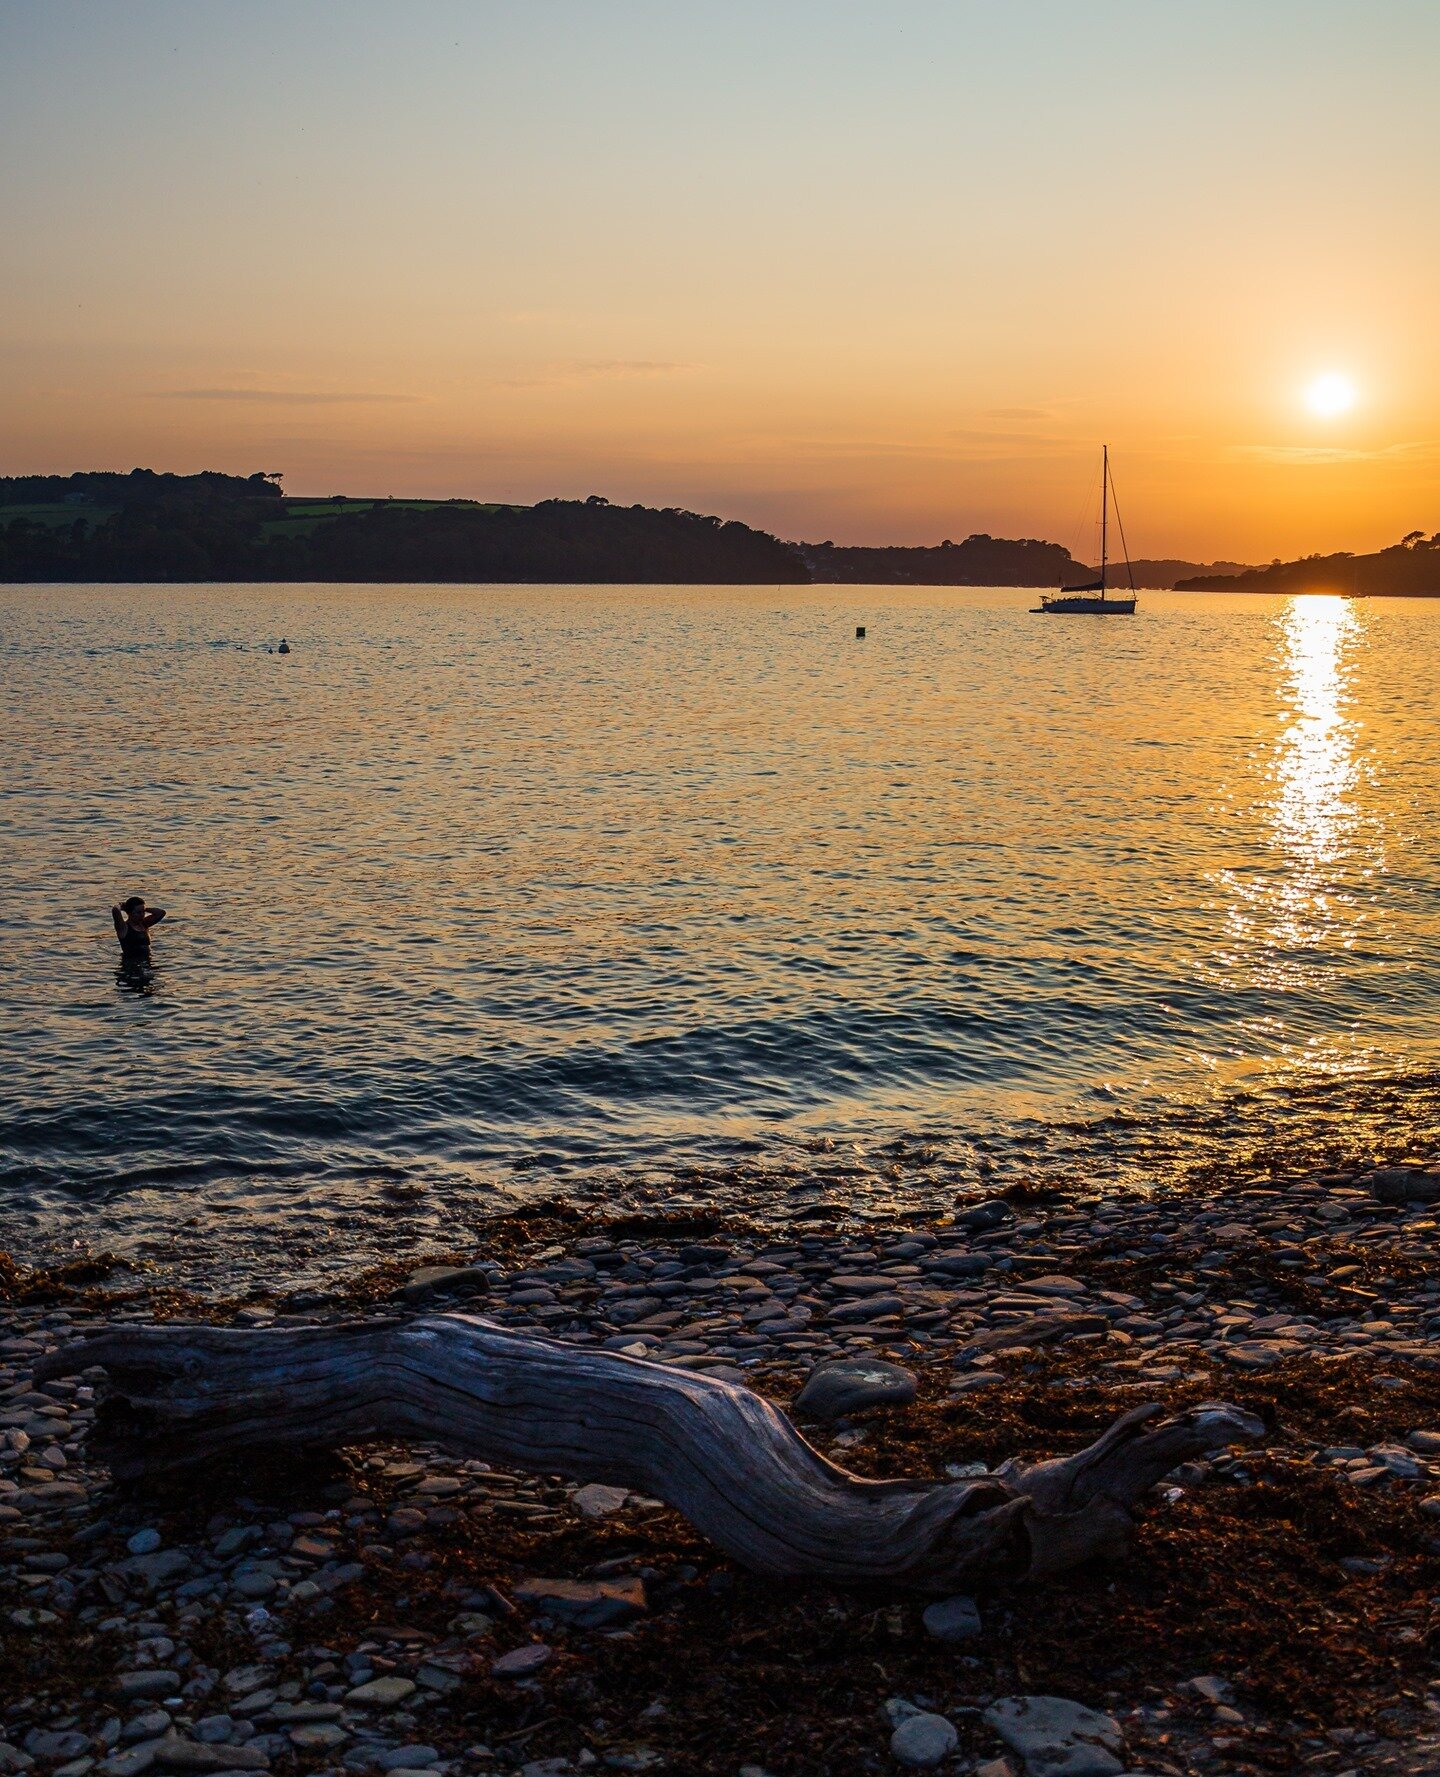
[38,1314,1261,1590]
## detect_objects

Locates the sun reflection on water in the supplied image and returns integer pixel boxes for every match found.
[1273,595,1360,884]
[1210,594,1379,1070]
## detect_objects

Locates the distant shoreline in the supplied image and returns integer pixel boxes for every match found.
[5,469,1434,592]
[1,468,1249,589]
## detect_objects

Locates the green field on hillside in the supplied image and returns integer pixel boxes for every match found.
[0,495,527,541]
[259,497,522,537]
[0,501,120,531]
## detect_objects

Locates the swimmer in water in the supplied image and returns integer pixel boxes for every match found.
[112,896,166,966]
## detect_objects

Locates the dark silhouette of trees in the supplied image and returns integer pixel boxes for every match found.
[0,474,807,584]
[1179,533,1440,597]
[801,533,1080,586]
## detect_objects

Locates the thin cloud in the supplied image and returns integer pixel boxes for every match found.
[494,359,698,390]
[151,388,420,405]
[1230,440,1434,466]
[983,406,1050,421]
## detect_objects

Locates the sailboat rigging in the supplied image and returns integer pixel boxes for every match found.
[1034,446,1138,615]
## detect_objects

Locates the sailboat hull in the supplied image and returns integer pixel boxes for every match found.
[1034,594,1137,614]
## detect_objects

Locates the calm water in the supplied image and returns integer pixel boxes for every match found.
[4,583,1440,1277]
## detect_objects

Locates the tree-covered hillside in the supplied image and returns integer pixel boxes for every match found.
[0,476,807,584]
[1177,531,1440,596]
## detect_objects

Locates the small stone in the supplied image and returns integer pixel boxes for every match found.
[220,1668,272,1698]
[1370,1166,1440,1204]
[126,1550,192,1592]
[927,1253,991,1278]
[117,1720,168,1748]
[120,1718,171,1746]
[513,1576,646,1628]
[490,1643,552,1679]
[126,1530,163,1557]
[953,1199,1011,1229]
[1186,1675,1233,1705]
[150,1740,269,1772]
[115,1674,183,1704]
[1368,1443,1421,1478]
[228,1693,276,1721]
[827,1295,905,1325]
[830,1275,903,1296]
[214,1529,262,1559]
[984,1696,1124,1777]
[24,1735,91,1763]
[948,1371,1006,1395]
[889,1712,958,1767]
[921,1595,982,1642]
[0,1749,34,1777]
[375,1749,440,1772]
[288,1726,348,1753]
[795,1358,917,1422]
[99,1748,159,1777]
[572,1483,628,1518]
[231,1572,277,1600]
[1407,1430,1440,1454]
[188,1723,232,1747]
[400,1266,489,1302]
[344,1677,417,1708]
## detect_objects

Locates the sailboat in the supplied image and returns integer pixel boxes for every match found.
[1035,446,1138,614]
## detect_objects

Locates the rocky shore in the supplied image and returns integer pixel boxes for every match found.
[6,1160,1440,1776]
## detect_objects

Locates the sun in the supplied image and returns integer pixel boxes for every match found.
[1305,372,1357,418]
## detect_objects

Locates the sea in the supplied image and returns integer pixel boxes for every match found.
[3,582,1439,1286]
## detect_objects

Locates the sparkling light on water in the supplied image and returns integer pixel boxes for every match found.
[1272,595,1365,923]
[3,581,1440,1273]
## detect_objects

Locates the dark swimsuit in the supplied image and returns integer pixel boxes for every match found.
[120,925,151,965]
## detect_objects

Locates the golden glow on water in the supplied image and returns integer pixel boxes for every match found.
[4,581,1440,1259]
[1273,595,1364,910]
[1212,594,1385,1073]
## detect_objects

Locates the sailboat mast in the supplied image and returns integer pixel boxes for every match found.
[1100,444,1108,593]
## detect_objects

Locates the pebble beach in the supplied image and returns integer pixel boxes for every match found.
[7,1160,1440,1776]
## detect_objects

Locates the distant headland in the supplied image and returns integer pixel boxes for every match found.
[7,467,1427,592]
[1177,531,1440,597]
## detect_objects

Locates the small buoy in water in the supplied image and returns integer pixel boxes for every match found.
[855,625,866,639]
[277,638,291,654]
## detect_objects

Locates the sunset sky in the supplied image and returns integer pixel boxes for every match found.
[3,0,1437,559]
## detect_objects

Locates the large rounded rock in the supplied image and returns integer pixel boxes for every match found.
[794,1358,917,1422]
[922,1594,982,1642]
[889,1712,959,1768]
[984,1696,1124,1777]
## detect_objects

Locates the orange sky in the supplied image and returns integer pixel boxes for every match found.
[2,1,1437,559]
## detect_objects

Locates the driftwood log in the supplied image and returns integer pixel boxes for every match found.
[39,1314,1262,1591]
